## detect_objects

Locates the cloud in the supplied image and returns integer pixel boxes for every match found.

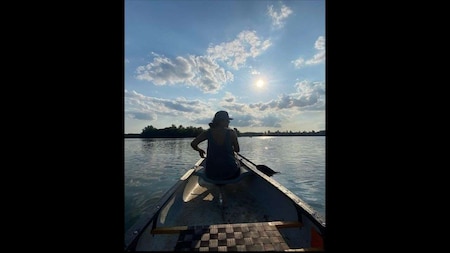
[267,3,293,29]
[127,111,157,121]
[291,80,325,110]
[135,53,234,94]
[206,30,271,70]
[134,30,271,93]
[276,80,325,110]
[222,92,236,103]
[135,53,194,84]
[223,80,325,113]
[124,90,212,121]
[304,50,325,65]
[250,69,261,75]
[228,114,260,127]
[125,78,324,129]
[314,36,325,50]
[292,36,326,68]
[217,80,324,128]
[219,111,282,128]
[259,115,282,128]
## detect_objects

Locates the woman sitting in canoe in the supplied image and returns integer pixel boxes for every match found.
[191,110,240,180]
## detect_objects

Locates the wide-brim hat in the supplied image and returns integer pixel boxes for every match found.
[213,110,233,121]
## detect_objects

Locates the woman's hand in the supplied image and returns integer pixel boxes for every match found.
[198,149,206,158]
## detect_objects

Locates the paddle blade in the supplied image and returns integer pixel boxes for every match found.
[256,165,279,177]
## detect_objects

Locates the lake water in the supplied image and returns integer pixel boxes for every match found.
[124,136,325,233]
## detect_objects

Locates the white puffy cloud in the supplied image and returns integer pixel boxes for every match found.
[267,3,293,29]
[292,36,326,68]
[135,53,233,94]
[207,30,271,70]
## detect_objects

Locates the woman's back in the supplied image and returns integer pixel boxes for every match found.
[209,128,227,145]
[205,128,240,180]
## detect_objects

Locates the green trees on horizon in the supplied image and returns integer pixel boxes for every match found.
[140,124,204,138]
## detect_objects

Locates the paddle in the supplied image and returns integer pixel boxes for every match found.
[236,153,279,177]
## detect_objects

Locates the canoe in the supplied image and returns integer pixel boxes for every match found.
[124,153,326,251]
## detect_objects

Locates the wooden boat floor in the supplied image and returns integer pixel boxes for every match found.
[167,221,294,251]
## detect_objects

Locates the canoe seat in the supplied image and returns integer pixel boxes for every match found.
[194,166,251,185]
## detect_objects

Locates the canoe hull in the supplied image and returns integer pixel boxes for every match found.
[125,155,325,251]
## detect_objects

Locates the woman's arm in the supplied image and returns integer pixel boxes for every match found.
[191,130,208,157]
[230,129,240,153]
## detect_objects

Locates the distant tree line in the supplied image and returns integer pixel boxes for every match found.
[124,124,325,138]
[239,129,325,137]
[137,124,205,138]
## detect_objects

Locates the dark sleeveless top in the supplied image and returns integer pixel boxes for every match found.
[205,129,240,180]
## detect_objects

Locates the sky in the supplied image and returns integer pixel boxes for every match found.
[124,0,325,134]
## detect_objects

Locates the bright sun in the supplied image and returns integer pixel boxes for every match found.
[256,79,264,88]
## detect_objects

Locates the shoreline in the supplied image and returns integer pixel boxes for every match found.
[124,133,325,138]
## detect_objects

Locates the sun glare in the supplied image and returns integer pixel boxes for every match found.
[256,79,264,88]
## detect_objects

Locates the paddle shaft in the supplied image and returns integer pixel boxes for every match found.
[236,152,257,166]
[236,153,278,176]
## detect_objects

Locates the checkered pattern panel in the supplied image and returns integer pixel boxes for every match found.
[174,222,290,251]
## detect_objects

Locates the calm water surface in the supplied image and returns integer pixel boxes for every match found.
[124,136,325,232]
